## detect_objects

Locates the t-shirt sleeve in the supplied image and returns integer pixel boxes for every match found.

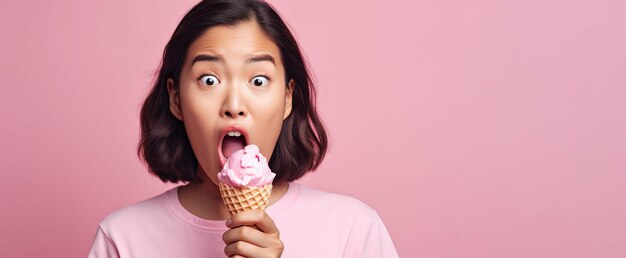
[87,225,120,258]
[345,209,400,258]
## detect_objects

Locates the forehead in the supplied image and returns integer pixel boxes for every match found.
[186,20,281,65]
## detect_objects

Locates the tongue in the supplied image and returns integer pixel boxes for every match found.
[222,136,245,159]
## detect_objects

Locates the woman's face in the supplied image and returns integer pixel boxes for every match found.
[167,20,294,185]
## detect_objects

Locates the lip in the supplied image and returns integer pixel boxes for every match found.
[217,124,250,167]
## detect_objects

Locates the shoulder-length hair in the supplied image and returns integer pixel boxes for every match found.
[137,0,327,184]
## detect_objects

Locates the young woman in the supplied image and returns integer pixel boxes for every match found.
[88,0,398,257]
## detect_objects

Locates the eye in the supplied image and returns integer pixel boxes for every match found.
[250,75,270,87]
[199,74,220,86]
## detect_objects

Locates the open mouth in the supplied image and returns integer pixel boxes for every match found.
[218,129,247,166]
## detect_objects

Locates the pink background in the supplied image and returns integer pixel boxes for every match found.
[1,0,625,257]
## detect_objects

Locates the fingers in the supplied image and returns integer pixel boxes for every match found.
[224,240,262,257]
[227,209,279,235]
[224,238,283,258]
[223,210,284,257]
[223,224,275,247]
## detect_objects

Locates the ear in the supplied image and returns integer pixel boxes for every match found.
[283,79,295,120]
[167,78,183,121]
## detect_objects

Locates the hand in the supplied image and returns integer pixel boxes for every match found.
[222,209,284,258]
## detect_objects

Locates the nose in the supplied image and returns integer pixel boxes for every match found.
[220,84,247,119]
[224,110,244,117]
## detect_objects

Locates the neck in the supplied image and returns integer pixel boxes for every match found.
[177,165,289,220]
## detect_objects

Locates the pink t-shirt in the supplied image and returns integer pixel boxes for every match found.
[88,182,399,257]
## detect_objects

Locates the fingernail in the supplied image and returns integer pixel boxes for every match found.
[225,219,231,227]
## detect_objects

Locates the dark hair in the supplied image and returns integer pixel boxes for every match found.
[137,0,327,184]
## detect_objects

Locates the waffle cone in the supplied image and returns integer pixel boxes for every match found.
[219,183,272,215]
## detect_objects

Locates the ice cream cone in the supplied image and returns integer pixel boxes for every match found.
[219,183,272,215]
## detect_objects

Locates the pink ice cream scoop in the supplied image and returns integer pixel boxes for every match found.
[217,145,275,187]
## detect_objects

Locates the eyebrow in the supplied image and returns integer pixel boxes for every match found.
[191,54,276,66]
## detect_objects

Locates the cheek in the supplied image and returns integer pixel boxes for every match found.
[252,93,287,158]
[182,93,218,141]
[180,89,223,178]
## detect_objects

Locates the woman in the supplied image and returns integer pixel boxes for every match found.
[88,0,398,257]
